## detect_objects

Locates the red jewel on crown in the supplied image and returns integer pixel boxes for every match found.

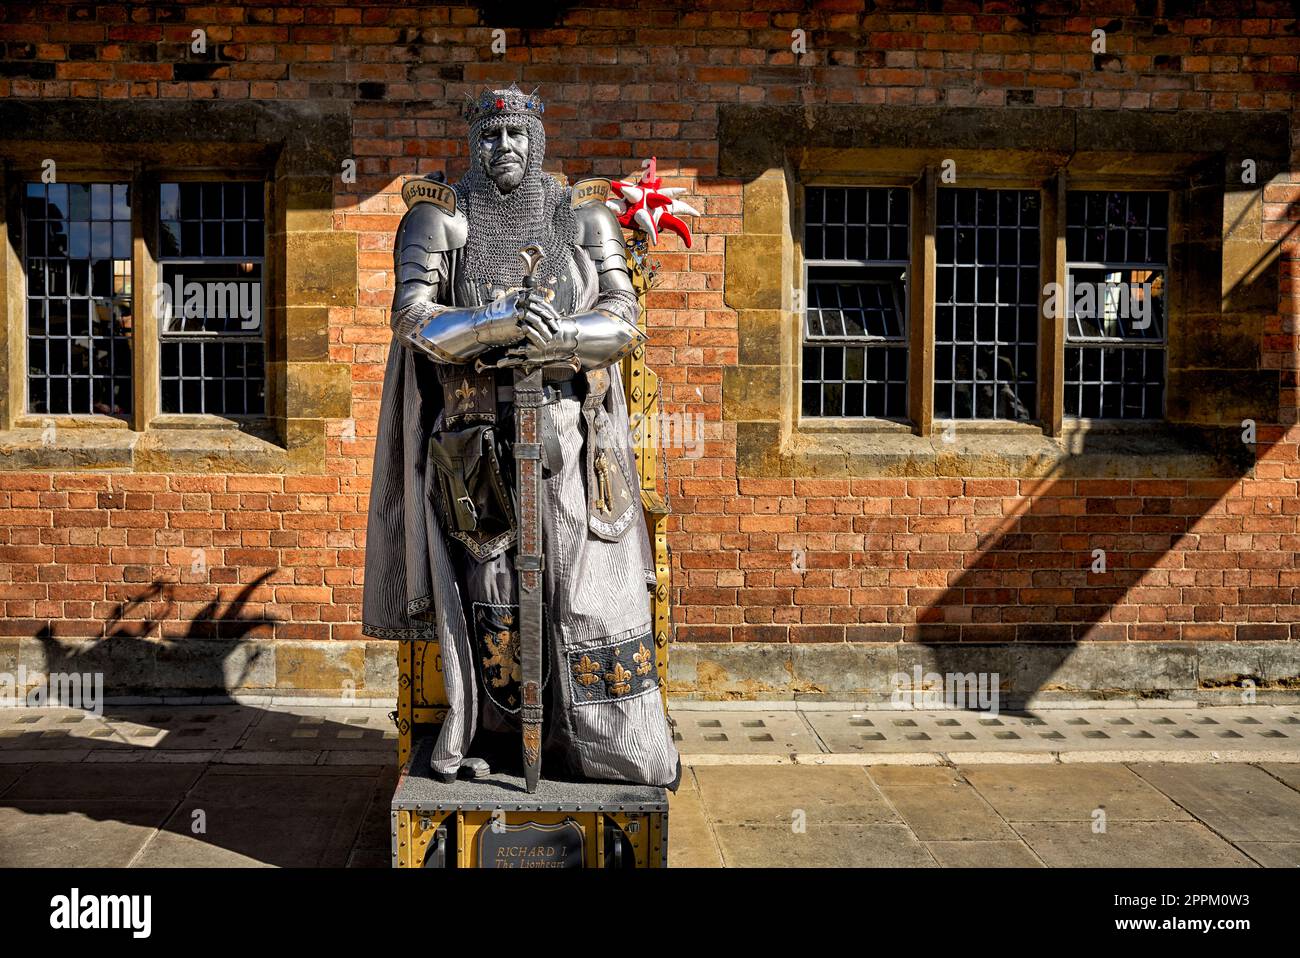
[495,97,504,109]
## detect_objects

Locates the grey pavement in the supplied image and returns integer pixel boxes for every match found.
[1,703,1298,868]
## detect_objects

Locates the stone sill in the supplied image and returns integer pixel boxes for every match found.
[775,420,1249,479]
[0,415,292,473]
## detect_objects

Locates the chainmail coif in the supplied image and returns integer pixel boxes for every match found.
[453,102,578,306]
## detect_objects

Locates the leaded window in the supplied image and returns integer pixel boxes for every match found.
[1064,190,1168,419]
[158,182,266,415]
[934,187,1040,421]
[22,183,133,416]
[801,186,910,418]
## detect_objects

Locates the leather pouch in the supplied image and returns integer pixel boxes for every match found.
[428,424,517,561]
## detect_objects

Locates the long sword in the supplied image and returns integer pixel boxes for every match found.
[511,244,546,793]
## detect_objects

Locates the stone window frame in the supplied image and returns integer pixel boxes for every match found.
[0,100,354,474]
[721,105,1287,480]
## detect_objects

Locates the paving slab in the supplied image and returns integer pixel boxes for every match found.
[713,823,935,868]
[347,766,399,869]
[0,765,29,797]
[1259,763,1300,792]
[867,765,965,787]
[876,781,1018,841]
[1129,762,1300,842]
[133,766,376,868]
[239,708,395,752]
[1235,843,1300,868]
[3,763,202,802]
[0,802,177,867]
[98,706,257,750]
[0,749,91,764]
[131,831,280,867]
[669,710,817,756]
[924,840,1044,868]
[0,710,109,749]
[962,763,1192,822]
[666,770,723,868]
[1013,821,1257,868]
[693,765,897,825]
[84,750,219,764]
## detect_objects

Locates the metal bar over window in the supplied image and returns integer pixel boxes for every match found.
[1063,190,1168,420]
[157,181,266,416]
[934,187,1041,422]
[22,182,134,417]
[802,186,910,419]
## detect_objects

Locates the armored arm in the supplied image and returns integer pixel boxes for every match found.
[548,202,646,371]
[391,201,525,364]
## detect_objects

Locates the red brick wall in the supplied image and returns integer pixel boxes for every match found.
[1,1,1298,655]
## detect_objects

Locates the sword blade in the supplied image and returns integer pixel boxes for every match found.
[514,364,545,792]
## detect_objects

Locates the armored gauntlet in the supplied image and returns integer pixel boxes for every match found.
[397,292,528,364]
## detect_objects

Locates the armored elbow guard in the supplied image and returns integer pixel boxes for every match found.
[570,298,646,370]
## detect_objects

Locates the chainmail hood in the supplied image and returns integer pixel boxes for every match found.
[453,88,578,303]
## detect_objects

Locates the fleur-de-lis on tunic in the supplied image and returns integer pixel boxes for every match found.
[633,642,653,676]
[573,654,602,687]
[454,380,477,410]
[605,661,633,696]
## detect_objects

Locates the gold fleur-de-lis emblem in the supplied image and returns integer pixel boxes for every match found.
[573,654,602,687]
[454,380,477,410]
[633,642,653,676]
[605,661,633,696]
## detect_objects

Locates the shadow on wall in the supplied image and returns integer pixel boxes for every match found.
[915,209,1299,703]
[34,571,275,696]
[2,571,392,867]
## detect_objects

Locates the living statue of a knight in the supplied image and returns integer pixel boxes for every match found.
[362,84,681,790]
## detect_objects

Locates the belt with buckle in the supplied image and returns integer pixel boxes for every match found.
[497,379,578,405]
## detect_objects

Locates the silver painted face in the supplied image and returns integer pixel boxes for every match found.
[476,122,529,193]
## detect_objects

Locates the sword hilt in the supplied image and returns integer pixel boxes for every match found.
[518,243,544,297]
[473,245,547,375]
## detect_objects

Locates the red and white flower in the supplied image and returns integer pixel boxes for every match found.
[606,157,700,248]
